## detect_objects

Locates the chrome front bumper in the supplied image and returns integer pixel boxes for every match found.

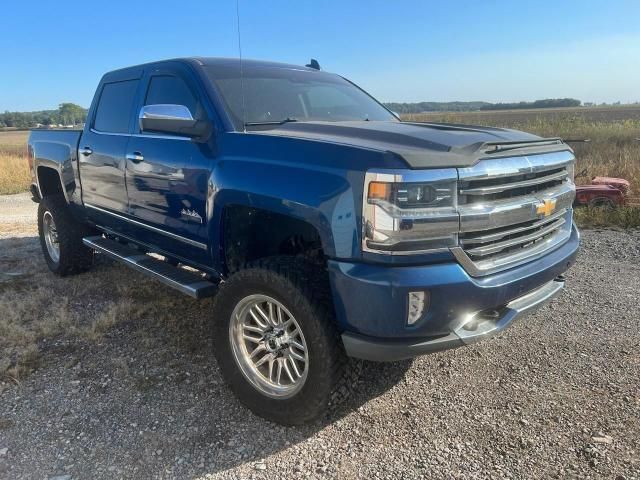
[341,277,565,362]
[453,276,564,345]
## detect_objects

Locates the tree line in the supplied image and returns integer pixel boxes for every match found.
[3,98,634,127]
[0,103,87,128]
[383,98,583,114]
[384,101,491,114]
[479,98,581,111]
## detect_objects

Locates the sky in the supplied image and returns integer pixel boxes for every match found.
[1,0,639,111]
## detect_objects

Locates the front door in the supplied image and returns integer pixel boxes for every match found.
[124,69,212,262]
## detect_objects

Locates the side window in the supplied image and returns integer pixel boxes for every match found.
[144,75,198,117]
[93,80,139,133]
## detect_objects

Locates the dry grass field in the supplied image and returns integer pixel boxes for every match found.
[405,104,640,125]
[0,130,30,195]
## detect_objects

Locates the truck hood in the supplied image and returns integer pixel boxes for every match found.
[253,121,572,168]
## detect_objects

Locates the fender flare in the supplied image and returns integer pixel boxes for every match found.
[31,141,77,203]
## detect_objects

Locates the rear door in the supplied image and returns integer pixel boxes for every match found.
[124,65,212,261]
[79,77,140,214]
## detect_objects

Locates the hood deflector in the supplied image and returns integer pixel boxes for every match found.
[253,121,572,168]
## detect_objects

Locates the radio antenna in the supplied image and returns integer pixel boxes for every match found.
[235,0,247,132]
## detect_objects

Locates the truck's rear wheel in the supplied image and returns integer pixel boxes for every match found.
[211,256,354,425]
[38,195,94,276]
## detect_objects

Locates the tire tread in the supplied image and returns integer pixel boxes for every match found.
[38,195,93,276]
[211,255,358,424]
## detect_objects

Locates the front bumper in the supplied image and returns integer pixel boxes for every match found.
[342,277,564,361]
[329,224,580,361]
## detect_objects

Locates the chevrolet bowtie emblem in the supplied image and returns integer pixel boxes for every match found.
[536,199,557,216]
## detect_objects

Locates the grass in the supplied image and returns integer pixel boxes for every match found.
[574,206,640,229]
[0,236,211,384]
[0,153,31,195]
[0,130,30,194]
[0,130,30,146]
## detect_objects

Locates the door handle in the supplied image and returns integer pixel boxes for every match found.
[126,152,144,163]
[79,147,93,156]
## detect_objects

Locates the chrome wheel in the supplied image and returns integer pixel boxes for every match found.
[42,211,60,263]
[229,294,309,399]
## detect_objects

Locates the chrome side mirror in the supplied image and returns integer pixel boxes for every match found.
[139,104,210,139]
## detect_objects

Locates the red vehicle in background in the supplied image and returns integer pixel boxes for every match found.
[565,137,637,208]
[574,170,633,208]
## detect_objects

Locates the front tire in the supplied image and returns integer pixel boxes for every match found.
[38,195,94,276]
[211,256,352,425]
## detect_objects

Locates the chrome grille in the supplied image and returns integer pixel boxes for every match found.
[453,150,575,276]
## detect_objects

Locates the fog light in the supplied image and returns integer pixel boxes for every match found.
[407,291,429,325]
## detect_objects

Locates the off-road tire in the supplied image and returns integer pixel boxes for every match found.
[38,195,94,276]
[211,256,357,425]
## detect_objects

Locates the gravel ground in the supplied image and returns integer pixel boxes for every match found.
[0,216,638,478]
[0,193,36,226]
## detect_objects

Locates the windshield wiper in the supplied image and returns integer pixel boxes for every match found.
[244,117,299,127]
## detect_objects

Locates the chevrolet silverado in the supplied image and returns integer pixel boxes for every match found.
[28,57,579,424]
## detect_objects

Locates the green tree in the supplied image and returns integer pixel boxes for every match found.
[58,103,86,125]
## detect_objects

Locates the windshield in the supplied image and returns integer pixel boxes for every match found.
[205,65,397,129]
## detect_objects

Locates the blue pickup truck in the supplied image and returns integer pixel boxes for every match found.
[28,57,579,424]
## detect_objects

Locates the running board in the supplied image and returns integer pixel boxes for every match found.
[82,236,217,299]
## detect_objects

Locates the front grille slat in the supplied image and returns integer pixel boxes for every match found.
[463,215,566,257]
[455,151,576,276]
[459,169,568,196]
[458,182,575,232]
[460,208,567,245]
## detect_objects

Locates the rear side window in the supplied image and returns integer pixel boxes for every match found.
[93,80,139,133]
[144,75,198,117]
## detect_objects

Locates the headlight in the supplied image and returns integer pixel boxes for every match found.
[363,169,459,253]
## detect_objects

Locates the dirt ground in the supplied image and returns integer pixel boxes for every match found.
[0,192,36,225]
[0,194,638,479]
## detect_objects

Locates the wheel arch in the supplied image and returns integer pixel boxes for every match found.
[36,165,65,199]
[220,204,327,274]
[206,157,363,273]
[30,135,79,203]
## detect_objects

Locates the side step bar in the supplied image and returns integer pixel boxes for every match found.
[82,236,217,299]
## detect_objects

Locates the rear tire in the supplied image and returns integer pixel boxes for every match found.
[211,256,354,425]
[38,195,94,276]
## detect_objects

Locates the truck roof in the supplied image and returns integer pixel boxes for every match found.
[102,57,318,82]
[193,57,317,71]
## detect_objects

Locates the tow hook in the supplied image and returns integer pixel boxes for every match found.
[554,275,566,283]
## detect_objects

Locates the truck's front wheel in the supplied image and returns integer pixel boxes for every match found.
[38,195,94,276]
[211,257,353,425]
